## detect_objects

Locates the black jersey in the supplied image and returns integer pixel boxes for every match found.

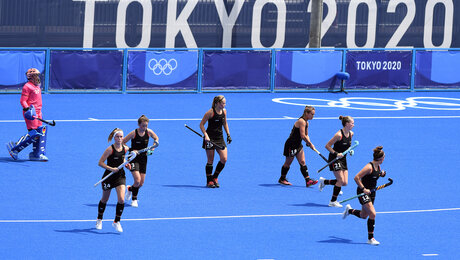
[130,129,149,161]
[332,129,351,153]
[286,117,307,148]
[107,144,126,168]
[101,145,127,190]
[328,129,352,164]
[206,108,225,140]
[361,162,381,190]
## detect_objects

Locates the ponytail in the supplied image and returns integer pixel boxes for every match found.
[108,128,122,142]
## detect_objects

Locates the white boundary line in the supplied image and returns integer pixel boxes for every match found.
[1,115,460,123]
[1,207,459,223]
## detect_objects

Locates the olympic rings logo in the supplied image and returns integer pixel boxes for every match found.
[148,58,178,76]
[272,97,460,111]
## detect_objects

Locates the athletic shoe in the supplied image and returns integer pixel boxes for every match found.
[339,190,343,196]
[207,181,216,188]
[125,186,132,201]
[306,178,318,187]
[131,200,138,208]
[213,178,220,188]
[342,204,352,219]
[318,177,326,191]
[112,221,123,233]
[367,238,380,245]
[95,219,102,230]
[278,178,292,185]
[29,153,48,161]
[6,142,18,160]
[328,200,343,208]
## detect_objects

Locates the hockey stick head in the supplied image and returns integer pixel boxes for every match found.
[387,178,393,185]
[126,151,137,161]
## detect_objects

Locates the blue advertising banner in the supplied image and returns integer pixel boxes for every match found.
[127,50,198,90]
[345,51,412,89]
[0,51,46,90]
[275,50,342,90]
[1,1,460,49]
[49,50,123,90]
[415,51,460,89]
[202,51,271,90]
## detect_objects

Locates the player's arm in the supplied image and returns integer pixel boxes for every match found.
[223,109,231,144]
[199,109,212,141]
[147,128,159,142]
[122,130,135,145]
[299,120,315,151]
[20,86,30,110]
[354,165,372,194]
[98,146,118,172]
[326,131,343,158]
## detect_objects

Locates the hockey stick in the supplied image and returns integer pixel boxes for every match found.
[34,116,56,126]
[184,124,224,150]
[93,141,159,187]
[338,178,393,204]
[313,148,328,162]
[317,140,359,173]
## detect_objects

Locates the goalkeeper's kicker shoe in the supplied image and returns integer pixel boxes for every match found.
[6,142,18,160]
[29,153,48,161]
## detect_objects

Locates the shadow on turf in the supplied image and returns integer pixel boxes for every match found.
[317,236,367,245]
[85,203,118,207]
[259,183,314,189]
[290,202,329,208]
[0,156,31,165]
[162,184,207,189]
[55,228,120,235]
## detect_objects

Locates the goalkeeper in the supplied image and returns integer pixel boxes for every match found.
[6,68,48,161]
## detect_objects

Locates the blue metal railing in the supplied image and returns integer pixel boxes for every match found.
[1,47,459,94]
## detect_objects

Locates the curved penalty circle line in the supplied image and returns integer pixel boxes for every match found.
[1,207,459,223]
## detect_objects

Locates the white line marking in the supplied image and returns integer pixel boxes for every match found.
[422,254,439,256]
[1,115,459,123]
[0,207,458,223]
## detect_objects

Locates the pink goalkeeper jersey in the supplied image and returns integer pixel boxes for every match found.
[20,81,43,129]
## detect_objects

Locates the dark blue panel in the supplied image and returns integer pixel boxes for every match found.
[202,51,271,90]
[0,51,46,90]
[415,51,460,89]
[127,50,198,90]
[49,50,122,90]
[275,50,342,89]
[345,51,412,89]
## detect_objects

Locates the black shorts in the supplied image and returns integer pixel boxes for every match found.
[101,169,126,191]
[202,137,226,150]
[130,156,147,173]
[358,188,376,205]
[283,140,303,157]
[328,156,348,171]
[130,161,147,173]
